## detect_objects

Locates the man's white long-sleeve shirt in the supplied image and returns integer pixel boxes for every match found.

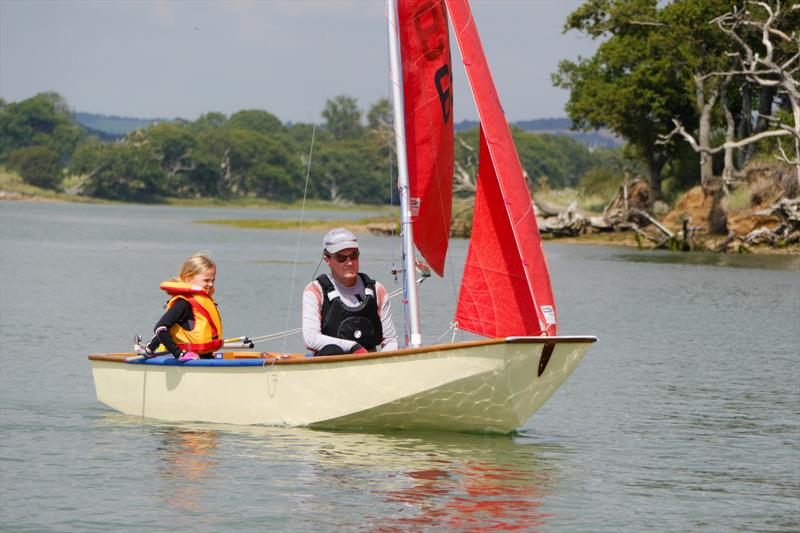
[302,274,399,354]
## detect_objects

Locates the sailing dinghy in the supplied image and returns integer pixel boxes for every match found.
[88,0,596,433]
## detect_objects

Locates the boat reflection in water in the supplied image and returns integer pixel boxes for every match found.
[375,461,553,530]
[156,428,219,513]
[265,427,559,530]
[97,415,562,529]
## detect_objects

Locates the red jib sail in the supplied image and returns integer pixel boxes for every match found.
[397,0,454,277]
[446,0,558,336]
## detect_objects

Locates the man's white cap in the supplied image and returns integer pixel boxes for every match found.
[323,227,359,254]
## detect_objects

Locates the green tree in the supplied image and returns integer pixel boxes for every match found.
[226,109,284,135]
[553,0,698,200]
[658,1,800,185]
[0,92,83,161]
[322,95,363,140]
[658,0,743,186]
[185,129,227,196]
[191,112,227,132]
[8,145,63,189]
[285,122,318,147]
[233,131,299,199]
[512,128,595,189]
[367,98,392,131]
[140,123,198,194]
[310,139,388,204]
[189,128,301,199]
[366,98,394,156]
[452,127,602,194]
[69,140,164,200]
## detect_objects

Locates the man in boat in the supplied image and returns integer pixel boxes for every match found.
[302,227,399,356]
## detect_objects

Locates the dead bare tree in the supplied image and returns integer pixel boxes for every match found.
[659,1,800,187]
[453,136,477,194]
[691,71,723,188]
[166,155,197,183]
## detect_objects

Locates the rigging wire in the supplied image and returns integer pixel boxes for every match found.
[281,122,317,353]
[445,229,463,344]
[434,322,459,344]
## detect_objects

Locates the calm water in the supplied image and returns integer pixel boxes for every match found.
[1,201,798,532]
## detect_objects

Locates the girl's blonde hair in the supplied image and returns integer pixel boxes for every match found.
[178,251,216,281]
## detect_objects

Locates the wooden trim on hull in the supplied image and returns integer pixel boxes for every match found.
[88,336,597,365]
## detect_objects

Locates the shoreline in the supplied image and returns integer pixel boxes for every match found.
[0,190,83,203]
[0,188,394,212]
[543,232,800,256]
[3,192,797,256]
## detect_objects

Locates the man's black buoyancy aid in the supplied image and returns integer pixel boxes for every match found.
[316,273,383,351]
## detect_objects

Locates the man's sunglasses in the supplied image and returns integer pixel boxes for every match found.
[327,251,360,263]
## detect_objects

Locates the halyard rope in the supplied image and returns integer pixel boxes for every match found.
[281,122,317,353]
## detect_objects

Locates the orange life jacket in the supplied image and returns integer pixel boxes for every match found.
[160,280,223,354]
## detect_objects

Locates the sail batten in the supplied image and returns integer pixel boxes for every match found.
[445,0,558,337]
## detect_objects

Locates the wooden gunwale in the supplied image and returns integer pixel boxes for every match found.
[87,336,597,365]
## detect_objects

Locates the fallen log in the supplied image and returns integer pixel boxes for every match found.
[539,201,588,236]
[736,197,800,248]
[629,208,673,238]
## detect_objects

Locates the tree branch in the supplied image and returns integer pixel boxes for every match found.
[659,118,792,153]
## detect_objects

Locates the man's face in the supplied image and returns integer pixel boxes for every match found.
[325,247,359,287]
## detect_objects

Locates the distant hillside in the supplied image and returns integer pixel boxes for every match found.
[455,117,622,148]
[558,130,622,149]
[74,112,171,136]
[81,125,123,142]
[454,120,479,131]
[76,111,623,149]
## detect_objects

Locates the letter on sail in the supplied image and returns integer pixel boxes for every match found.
[397,0,454,277]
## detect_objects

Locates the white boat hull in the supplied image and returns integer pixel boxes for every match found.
[89,336,595,433]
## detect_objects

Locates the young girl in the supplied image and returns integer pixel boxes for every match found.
[141,252,223,361]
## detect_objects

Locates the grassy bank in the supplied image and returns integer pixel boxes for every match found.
[0,167,102,203]
[533,187,607,214]
[200,216,398,232]
[164,197,397,212]
[0,167,398,213]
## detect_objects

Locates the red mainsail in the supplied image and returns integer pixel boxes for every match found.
[397,0,454,277]
[445,0,558,336]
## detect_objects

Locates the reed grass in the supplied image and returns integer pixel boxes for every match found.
[722,184,753,213]
[534,187,608,214]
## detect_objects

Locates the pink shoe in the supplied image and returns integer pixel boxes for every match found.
[178,351,200,362]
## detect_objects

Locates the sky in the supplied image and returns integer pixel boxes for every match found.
[0,0,600,124]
